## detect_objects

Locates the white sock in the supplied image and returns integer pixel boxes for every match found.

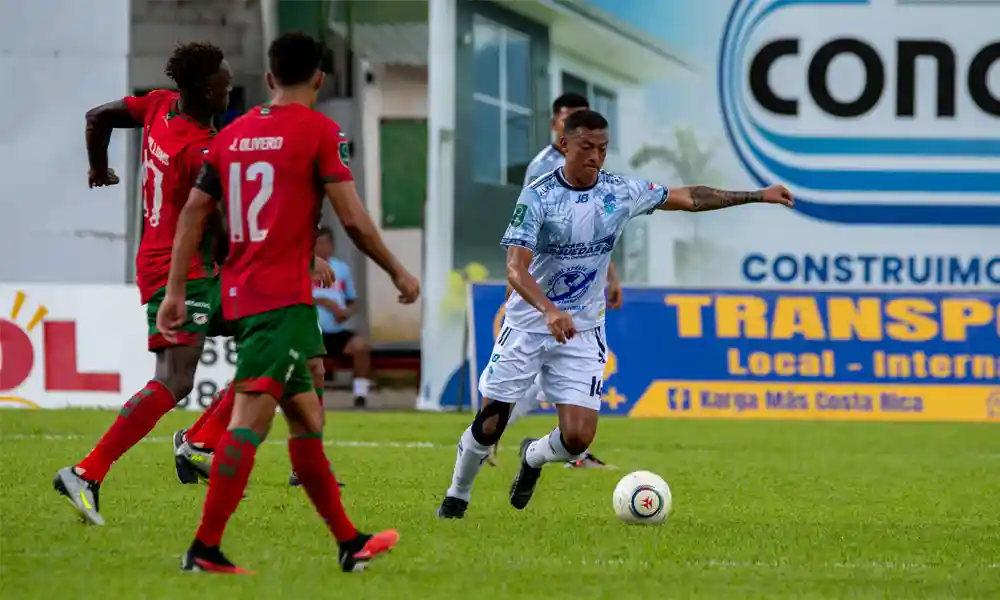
[525,428,585,468]
[445,426,490,501]
[353,378,371,397]
[508,381,544,425]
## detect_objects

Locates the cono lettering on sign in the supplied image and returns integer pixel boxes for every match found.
[718,0,1000,225]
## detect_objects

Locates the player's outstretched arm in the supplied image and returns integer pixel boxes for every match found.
[85,100,140,187]
[660,184,794,212]
[323,181,419,303]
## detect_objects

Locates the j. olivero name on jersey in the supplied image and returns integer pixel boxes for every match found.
[228,137,284,152]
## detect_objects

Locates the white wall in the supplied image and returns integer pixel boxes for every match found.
[130,0,265,101]
[0,0,131,283]
[360,65,428,344]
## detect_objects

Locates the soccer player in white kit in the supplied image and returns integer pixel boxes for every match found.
[486,92,620,469]
[436,109,793,518]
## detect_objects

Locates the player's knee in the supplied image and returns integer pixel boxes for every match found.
[470,399,511,446]
[560,429,593,456]
[161,373,195,402]
[307,358,326,388]
[348,335,370,356]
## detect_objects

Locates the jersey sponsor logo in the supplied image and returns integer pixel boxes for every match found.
[510,204,527,227]
[599,171,625,186]
[338,140,350,166]
[575,193,589,204]
[229,137,284,152]
[547,234,615,259]
[545,266,598,304]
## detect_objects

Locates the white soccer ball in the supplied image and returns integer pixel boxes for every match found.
[613,470,672,525]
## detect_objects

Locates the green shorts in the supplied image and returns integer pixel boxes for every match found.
[146,277,222,352]
[309,304,325,359]
[233,304,319,399]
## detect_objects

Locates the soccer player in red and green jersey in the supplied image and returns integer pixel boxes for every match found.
[158,32,419,574]
[53,42,233,526]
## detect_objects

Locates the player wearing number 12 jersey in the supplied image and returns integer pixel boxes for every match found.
[53,42,233,526]
[157,32,419,574]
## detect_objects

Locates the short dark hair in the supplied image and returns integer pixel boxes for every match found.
[164,42,225,92]
[317,226,334,241]
[552,93,589,115]
[562,109,608,134]
[268,32,327,86]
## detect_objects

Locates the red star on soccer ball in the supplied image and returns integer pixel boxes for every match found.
[641,496,654,510]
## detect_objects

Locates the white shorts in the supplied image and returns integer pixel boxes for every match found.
[478,326,607,411]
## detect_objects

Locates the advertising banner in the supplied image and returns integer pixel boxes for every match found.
[468,282,1000,422]
[0,284,233,410]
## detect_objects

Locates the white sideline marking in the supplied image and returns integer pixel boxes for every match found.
[582,558,1000,571]
[0,433,449,449]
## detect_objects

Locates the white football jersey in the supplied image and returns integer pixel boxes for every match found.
[501,167,667,334]
[523,145,565,187]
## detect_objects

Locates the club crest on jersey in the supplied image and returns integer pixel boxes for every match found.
[603,194,616,215]
[201,148,210,154]
[338,140,350,166]
[545,266,598,304]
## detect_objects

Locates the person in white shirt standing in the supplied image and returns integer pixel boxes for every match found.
[437,109,794,518]
[486,93,621,470]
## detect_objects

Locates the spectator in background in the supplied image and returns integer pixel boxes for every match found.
[314,227,373,408]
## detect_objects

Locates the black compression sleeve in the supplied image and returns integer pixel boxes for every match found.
[194,162,223,200]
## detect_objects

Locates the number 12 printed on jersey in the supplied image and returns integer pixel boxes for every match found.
[227,161,274,243]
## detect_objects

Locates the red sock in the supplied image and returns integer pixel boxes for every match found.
[185,386,227,440]
[195,428,260,547]
[289,435,357,543]
[76,380,176,483]
[188,385,235,449]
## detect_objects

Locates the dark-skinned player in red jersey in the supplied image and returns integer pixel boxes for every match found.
[157,32,419,574]
[52,42,234,526]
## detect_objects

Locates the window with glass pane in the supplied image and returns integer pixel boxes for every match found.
[560,72,619,152]
[472,15,533,185]
[593,86,618,151]
[561,73,588,98]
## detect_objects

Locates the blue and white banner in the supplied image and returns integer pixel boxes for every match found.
[462,282,1000,422]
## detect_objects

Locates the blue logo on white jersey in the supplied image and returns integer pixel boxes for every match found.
[602,194,616,215]
[576,193,589,204]
[719,0,1000,226]
[546,267,597,304]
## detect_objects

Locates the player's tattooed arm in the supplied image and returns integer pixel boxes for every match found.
[86,100,141,186]
[661,185,794,212]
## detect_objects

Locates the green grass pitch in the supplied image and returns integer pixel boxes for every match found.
[1,410,998,599]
